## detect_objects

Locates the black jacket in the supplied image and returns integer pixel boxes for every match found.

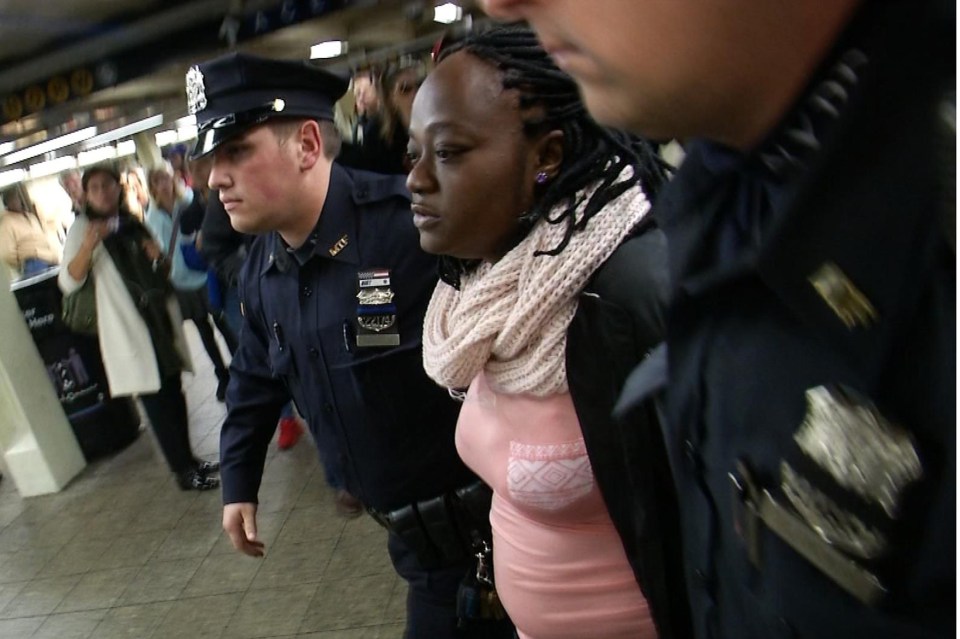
[566,222,694,639]
[619,2,954,638]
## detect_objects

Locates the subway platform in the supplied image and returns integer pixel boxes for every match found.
[0,325,404,638]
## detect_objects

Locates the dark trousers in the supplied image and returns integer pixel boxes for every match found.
[138,374,195,474]
[175,288,234,375]
[387,534,515,639]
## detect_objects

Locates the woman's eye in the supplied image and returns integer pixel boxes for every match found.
[435,147,462,161]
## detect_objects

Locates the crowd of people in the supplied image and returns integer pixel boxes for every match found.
[1,1,953,637]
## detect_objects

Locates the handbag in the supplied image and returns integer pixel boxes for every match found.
[61,275,98,335]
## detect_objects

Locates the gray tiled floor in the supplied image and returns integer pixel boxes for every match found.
[0,326,406,638]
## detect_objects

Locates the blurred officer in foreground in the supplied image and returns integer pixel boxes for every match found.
[480,1,955,638]
[186,52,514,638]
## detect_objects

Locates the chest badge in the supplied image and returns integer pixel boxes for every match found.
[329,234,349,256]
[355,268,400,347]
[808,261,878,329]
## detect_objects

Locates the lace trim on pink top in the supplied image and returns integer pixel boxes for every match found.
[509,439,586,461]
[507,439,595,512]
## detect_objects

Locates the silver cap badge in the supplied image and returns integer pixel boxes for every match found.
[185,66,207,115]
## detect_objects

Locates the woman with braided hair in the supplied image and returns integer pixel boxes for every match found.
[408,23,690,639]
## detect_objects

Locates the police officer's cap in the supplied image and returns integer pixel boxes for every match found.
[186,52,349,159]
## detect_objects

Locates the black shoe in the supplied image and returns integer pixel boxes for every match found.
[215,372,230,402]
[334,489,364,518]
[195,459,220,476]
[177,470,220,491]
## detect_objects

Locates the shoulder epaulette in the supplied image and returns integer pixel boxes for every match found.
[352,174,411,205]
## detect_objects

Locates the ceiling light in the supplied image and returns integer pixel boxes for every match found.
[116,140,137,157]
[0,168,26,188]
[0,141,14,157]
[310,40,348,59]
[434,2,462,24]
[175,114,197,128]
[2,127,97,166]
[177,125,198,142]
[28,156,78,179]
[78,146,118,167]
[83,115,164,149]
[155,130,180,147]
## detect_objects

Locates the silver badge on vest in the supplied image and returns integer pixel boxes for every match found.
[356,268,399,347]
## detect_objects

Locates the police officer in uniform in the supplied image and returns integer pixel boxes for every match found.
[479,1,955,638]
[186,53,514,638]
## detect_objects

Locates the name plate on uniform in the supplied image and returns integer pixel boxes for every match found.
[356,268,400,348]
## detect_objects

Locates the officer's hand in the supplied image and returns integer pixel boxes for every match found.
[223,502,265,557]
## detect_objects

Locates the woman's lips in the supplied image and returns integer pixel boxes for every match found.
[411,203,440,229]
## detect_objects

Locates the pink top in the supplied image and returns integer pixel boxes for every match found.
[456,372,658,639]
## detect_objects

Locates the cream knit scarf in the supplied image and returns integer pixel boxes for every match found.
[423,171,651,397]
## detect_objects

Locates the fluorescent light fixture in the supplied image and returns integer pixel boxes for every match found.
[29,156,77,179]
[0,141,15,157]
[434,2,462,24]
[0,168,26,188]
[116,140,137,157]
[176,114,197,128]
[83,114,164,149]
[2,127,97,166]
[78,145,118,167]
[177,125,198,142]
[155,130,180,147]
[156,124,197,146]
[310,40,347,59]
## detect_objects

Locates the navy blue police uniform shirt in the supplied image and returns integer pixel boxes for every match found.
[619,3,954,638]
[220,163,476,512]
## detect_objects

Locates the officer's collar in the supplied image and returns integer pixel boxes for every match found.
[262,163,360,275]
[654,4,877,235]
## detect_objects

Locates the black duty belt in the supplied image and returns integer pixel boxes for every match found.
[368,481,494,570]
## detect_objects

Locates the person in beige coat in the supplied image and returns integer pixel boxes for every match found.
[0,190,60,277]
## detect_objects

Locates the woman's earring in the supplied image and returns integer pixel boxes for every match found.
[535,171,549,185]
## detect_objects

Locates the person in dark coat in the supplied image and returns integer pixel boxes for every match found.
[186,51,514,638]
[479,1,956,638]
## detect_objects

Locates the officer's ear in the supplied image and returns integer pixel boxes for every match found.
[296,119,324,171]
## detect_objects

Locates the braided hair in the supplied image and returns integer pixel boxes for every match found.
[437,23,669,270]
